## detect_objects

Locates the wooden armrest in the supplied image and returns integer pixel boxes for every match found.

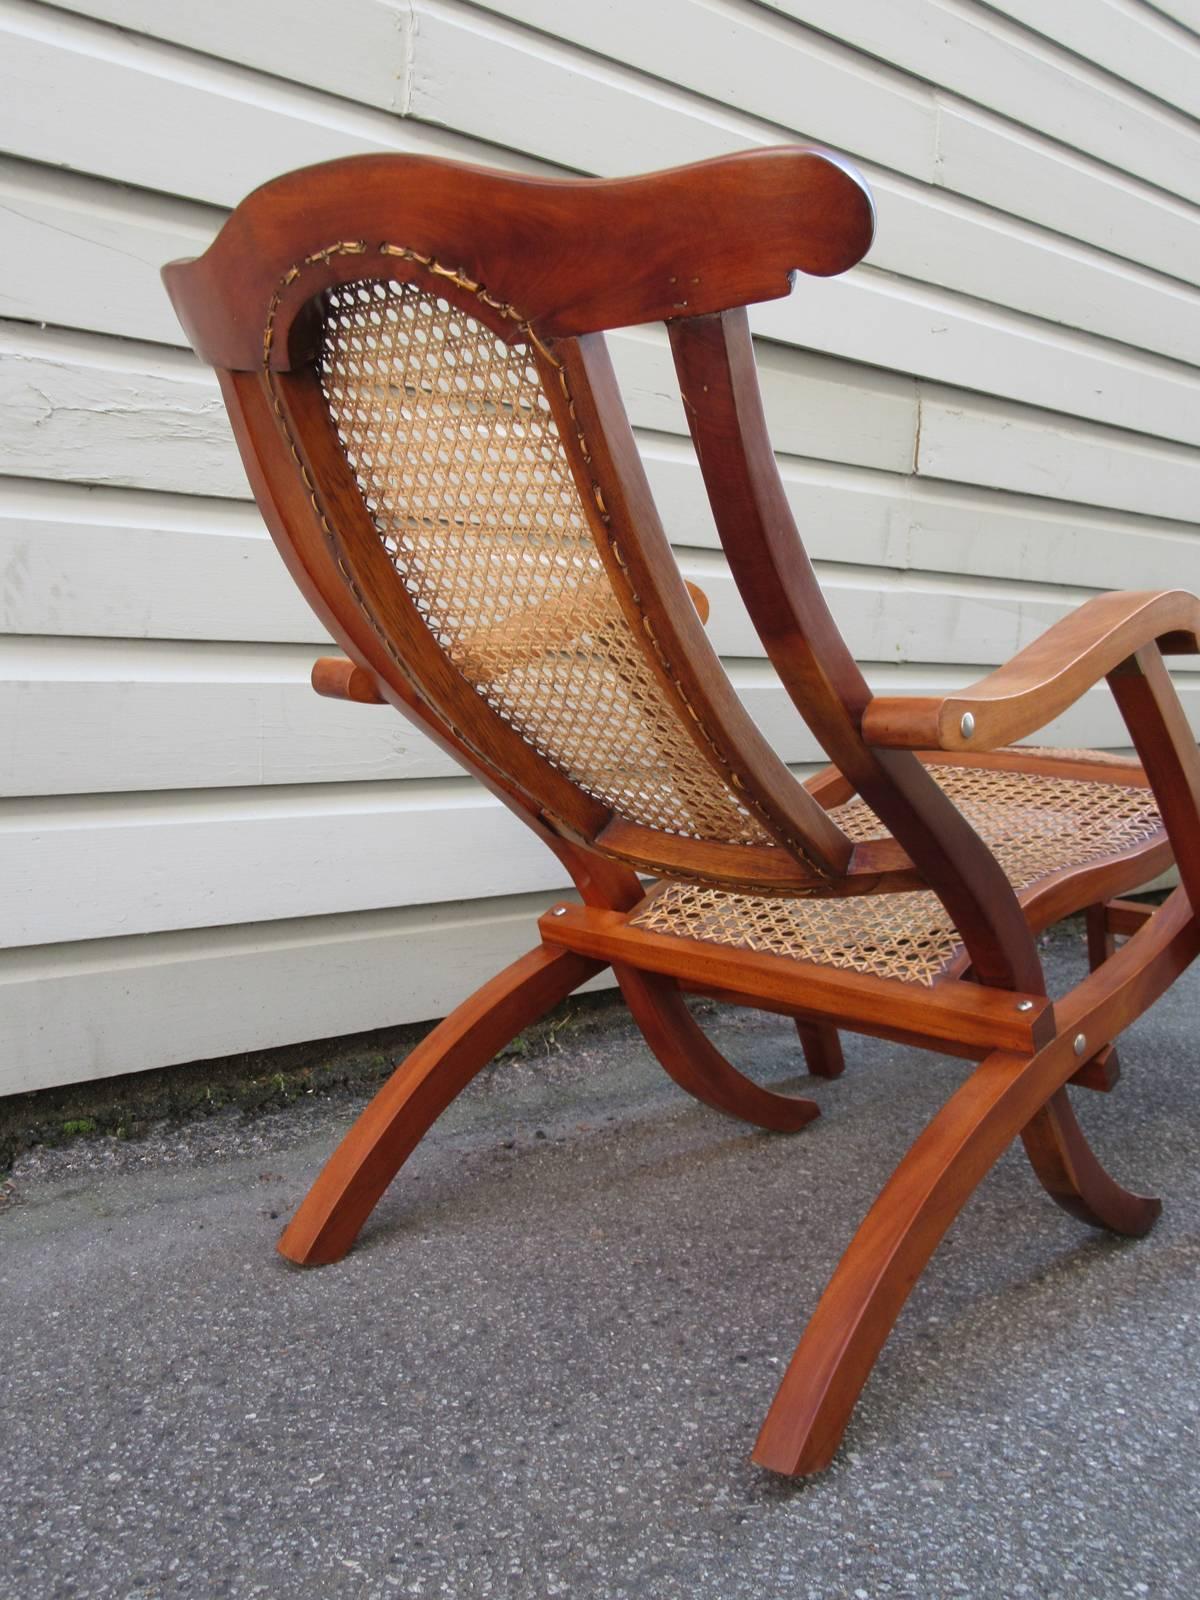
[311,657,387,703]
[861,589,1200,752]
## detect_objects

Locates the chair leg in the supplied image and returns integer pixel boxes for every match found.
[1021,1088,1160,1234]
[278,945,604,1267]
[614,964,820,1132]
[796,1020,845,1079]
[751,1034,1159,1476]
[1072,903,1120,1090]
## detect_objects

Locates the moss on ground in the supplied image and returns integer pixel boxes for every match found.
[0,988,628,1173]
[3,899,1162,1174]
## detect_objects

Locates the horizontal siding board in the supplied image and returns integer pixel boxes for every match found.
[0,782,566,947]
[9,470,1198,652]
[12,145,1200,375]
[2,0,1198,1097]
[870,180,1200,370]
[754,0,1200,205]
[915,391,1200,522]
[935,105,1200,291]
[5,657,1168,797]
[410,0,1200,288]
[0,482,317,642]
[0,0,542,211]
[1142,2,1200,36]
[41,0,411,112]
[755,275,1200,447]
[982,0,1200,119]
[0,323,247,497]
[8,320,1198,527]
[0,891,615,1094]
[644,445,1200,590]
[0,156,222,344]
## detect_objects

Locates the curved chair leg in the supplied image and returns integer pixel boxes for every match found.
[278,945,605,1267]
[614,963,820,1132]
[1072,903,1120,1090]
[796,1020,845,1079]
[1020,1088,1160,1234]
[752,1037,1159,1476]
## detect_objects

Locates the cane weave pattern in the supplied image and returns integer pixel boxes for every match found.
[317,277,769,846]
[631,761,1163,985]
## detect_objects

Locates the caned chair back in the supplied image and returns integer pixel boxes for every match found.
[165,148,1040,987]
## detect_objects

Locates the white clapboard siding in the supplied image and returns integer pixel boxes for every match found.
[0,0,544,206]
[403,0,1200,290]
[41,0,413,112]
[14,1,1200,360]
[0,155,223,341]
[5,468,1198,653]
[0,481,317,642]
[10,5,1200,380]
[9,318,1200,527]
[2,0,1199,1094]
[464,0,1200,209]
[754,279,1200,448]
[914,391,1200,523]
[985,0,1200,118]
[1145,1,1200,34]
[0,892,615,1094]
[7,653,1171,799]
[0,781,566,948]
[12,140,1200,379]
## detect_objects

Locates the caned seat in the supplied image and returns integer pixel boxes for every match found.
[633,755,1165,986]
[165,147,1200,1479]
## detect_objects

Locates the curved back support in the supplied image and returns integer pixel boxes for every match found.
[165,144,1039,983]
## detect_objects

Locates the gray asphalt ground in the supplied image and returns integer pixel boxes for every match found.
[3,927,1199,1599]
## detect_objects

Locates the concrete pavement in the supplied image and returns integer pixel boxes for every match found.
[3,928,1199,1599]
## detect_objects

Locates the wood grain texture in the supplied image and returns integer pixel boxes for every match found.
[10,1,1200,1481]
[167,139,1200,1483]
[863,589,1200,751]
[753,886,1196,1476]
[538,905,1053,1060]
[278,943,605,1265]
[163,146,874,370]
[310,656,385,704]
[613,964,819,1131]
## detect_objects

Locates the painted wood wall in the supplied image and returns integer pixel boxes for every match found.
[3,0,1200,1093]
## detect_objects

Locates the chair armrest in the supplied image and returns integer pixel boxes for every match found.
[311,657,387,703]
[861,589,1200,752]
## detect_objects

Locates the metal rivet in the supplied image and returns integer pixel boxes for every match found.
[551,905,567,917]
[960,712,976,740]
[1016,1000,1034,1012]
[1073,1033,1087,1057]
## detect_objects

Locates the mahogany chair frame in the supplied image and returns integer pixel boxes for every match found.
[165,147,1200,1476]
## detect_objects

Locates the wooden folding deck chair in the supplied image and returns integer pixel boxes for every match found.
[164,147,1200,1476]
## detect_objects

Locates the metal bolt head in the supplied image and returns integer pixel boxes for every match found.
[960,712,976,740]
[1073,1032,1087,1057]
[551,905,567,917]
[1016,1000,1034,1012]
